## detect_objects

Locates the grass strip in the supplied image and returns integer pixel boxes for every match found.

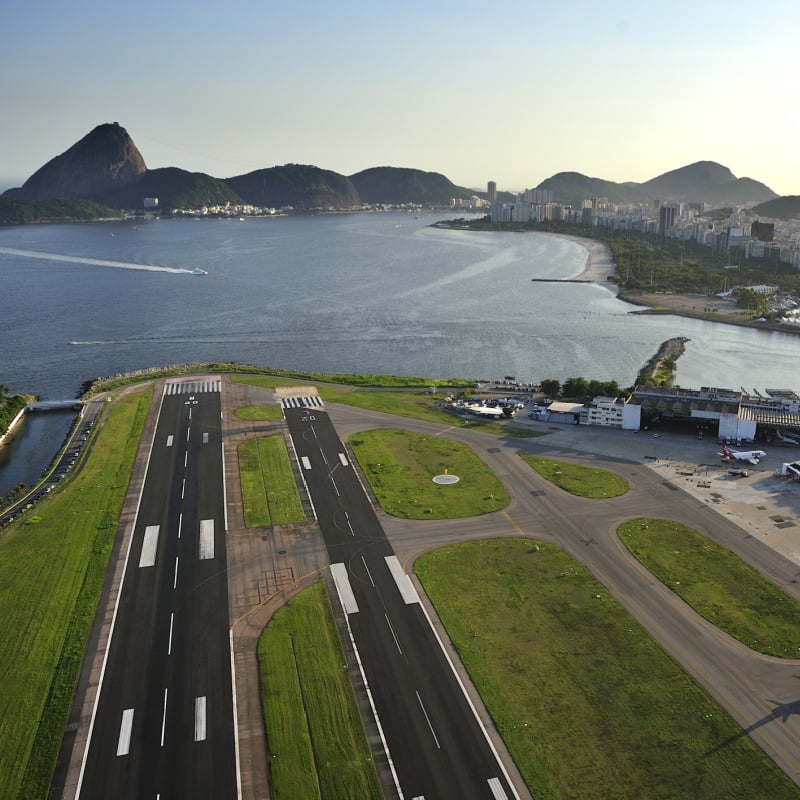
[238,436,305,527]
[519,454,628,498]
[258,582,382,800]
[0,388,151,800]
[415,538,798,799]
[234,404,285,421]
[349,428,509,519]
[619,518,800,658]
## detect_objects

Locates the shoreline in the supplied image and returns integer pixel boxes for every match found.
[548,231,800,337]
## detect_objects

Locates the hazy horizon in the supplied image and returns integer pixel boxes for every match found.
[3,0,799,197]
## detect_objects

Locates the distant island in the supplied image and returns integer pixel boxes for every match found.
[2,122,798,224]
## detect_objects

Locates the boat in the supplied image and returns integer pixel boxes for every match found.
[191,268,208,276]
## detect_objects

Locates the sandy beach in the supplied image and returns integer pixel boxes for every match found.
[554,231,799,335]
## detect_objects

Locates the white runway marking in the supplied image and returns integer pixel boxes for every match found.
[338,452,349,466]
[0,246,196,274]
[279,395,324,408]
[385,556,420,604]
[301,456,311,470]
[139,525,160,568]
[488,777,509,799]
[195,696,207,742]
[161,688,168,747]
[330,563,359,614]
[416,691,440,749]
[166,435,174,447]
[116,708,134,756]
[199,519,215,560]
[168,613,174,656]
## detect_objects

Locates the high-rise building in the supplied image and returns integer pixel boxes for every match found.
[658,204,677,236]
[487,181,497,204]
[751,220,774,242]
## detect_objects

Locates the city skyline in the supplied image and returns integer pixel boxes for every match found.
[3,0,798,197]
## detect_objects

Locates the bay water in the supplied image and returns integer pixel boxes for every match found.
[1,211,799,494]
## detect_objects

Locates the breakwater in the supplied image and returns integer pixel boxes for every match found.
[636,337,690,386]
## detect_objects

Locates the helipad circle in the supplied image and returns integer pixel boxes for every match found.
[433,474,460,484]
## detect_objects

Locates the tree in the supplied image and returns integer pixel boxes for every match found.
[562,376,589,399]
[539,379,560,399]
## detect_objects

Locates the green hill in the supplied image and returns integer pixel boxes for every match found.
[751,195,800,221]
[349,166,478,205]
[226,164,360,210]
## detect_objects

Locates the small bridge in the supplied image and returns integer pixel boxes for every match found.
[26,400,83,412]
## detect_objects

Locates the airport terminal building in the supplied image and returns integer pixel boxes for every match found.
[594,386,800,444]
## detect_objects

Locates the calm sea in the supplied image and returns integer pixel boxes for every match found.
[1,211,799,492]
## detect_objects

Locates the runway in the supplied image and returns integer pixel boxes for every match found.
[74,378,237,799]
[283,403,519,799]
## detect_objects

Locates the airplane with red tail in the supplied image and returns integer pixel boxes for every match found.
[718,444,766,465]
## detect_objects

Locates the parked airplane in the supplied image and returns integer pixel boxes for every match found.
[718,444,766,465]
[775,429,800,446]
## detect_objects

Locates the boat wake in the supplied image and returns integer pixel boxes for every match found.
[0,246,198,274]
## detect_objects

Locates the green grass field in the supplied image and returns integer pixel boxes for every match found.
[415,538,799,799]
[238,435,305,527]
[349,428,509,518]
[619,518,800,658]
[234,404,285,421]
[257,582,382,800]
[519,454,628,498]
[0,388,151,800]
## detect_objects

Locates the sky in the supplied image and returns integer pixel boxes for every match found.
[2,0,798,196]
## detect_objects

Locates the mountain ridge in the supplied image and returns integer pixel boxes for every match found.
[1,123,791,216]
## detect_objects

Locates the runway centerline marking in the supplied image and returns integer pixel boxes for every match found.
[385,613,403,655]
[416,691,440,749]
[160,688,168,747]
[116,709,134,756]
[361,555,375,587]
[173,556,179,589]
[168,612,174,656]
[139,525,160,568]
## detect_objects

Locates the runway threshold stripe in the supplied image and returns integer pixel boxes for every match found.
[199,519,215,560]
[385,556,419,604]
[338,452,349,466]
[330,563,359,614]
[488,777,509,799]
[139,525,160,568]
[301,456,311,470]
[195,696,207,742]
[116,708,134,756]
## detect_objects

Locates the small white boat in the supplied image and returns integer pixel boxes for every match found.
[191,268,208,275]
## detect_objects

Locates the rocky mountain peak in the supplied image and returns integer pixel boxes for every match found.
[15,122,146,202]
